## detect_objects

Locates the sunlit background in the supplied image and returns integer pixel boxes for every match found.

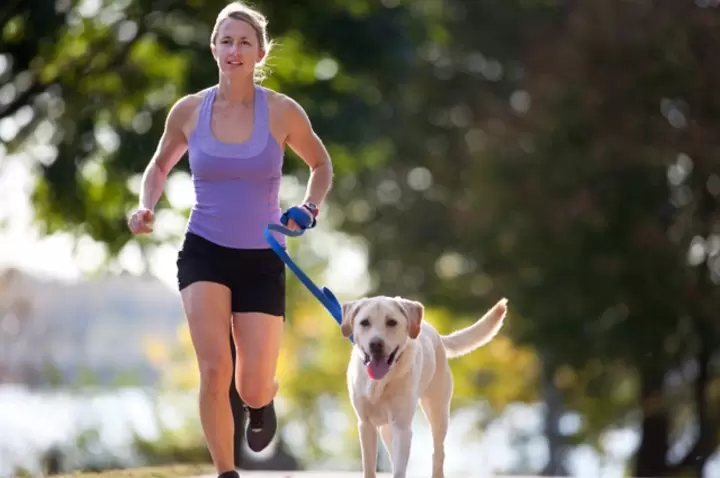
[1,1,720,477]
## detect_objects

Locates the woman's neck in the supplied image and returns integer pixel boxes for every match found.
[217,75,255,104]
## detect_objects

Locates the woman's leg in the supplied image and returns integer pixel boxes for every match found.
[232,312,284,451]
[181,281,235,473]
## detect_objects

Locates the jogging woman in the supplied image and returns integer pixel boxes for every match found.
[127,3,334,477]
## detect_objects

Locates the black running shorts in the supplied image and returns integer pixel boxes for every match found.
[176,232,286,317]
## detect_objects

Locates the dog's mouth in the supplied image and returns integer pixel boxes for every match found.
[363,346,400,381]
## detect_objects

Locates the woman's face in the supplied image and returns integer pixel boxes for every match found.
[212,17,264,79]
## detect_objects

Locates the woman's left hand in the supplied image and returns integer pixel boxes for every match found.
[282,202,318,231]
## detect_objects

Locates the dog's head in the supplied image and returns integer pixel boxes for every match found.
[340,295,424,380]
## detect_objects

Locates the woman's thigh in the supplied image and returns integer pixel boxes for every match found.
[232,312,284,403]
[233,312,284,374]
[228,249,286,404]
[176,232,235,386]
[181,281,233,386]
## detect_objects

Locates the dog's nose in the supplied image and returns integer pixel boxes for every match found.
[369,338,384,355]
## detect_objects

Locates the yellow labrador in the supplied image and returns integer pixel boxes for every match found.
[341,296,508,478]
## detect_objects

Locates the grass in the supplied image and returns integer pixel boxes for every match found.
[52,464,215,478]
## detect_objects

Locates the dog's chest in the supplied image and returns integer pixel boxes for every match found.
[357,379,408,427]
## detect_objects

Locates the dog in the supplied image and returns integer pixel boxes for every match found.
[341,295,508,478]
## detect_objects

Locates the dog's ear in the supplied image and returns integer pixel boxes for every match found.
[341,300,359,338]
[395,297,424,339]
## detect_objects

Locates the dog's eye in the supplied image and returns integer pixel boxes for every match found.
[386,318,398,327]
[359,318,370,327]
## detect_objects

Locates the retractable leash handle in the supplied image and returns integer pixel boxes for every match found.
[263,206,353,343]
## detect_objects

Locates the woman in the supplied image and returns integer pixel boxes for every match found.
[127,2,334,477]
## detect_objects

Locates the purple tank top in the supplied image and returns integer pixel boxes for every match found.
[186,85,286,249]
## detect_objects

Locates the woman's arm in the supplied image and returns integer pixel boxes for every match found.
[283,98,334,209]
[138,95,199,211]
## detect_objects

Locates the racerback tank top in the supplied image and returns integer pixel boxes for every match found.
[185,85,286,249]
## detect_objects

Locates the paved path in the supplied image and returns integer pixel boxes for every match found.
[193,474,392,478]
[192,473,552,478]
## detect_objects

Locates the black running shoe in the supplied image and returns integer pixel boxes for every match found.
[245,400,277,452]
[218,471,238,478]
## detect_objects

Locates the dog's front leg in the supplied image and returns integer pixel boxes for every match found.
[388,418,413,478]
[358,420,378,478]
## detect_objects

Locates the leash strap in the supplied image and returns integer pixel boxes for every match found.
[264,221,353,343]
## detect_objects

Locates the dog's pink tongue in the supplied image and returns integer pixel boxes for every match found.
[367,358,390,380]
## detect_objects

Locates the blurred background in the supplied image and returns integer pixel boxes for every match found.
[1,0,719,477]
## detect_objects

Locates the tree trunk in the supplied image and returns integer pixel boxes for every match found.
[667,342,716,478]
[541,352,569,476]
[634,371,669,477]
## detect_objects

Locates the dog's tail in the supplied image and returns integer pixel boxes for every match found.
[439,298,508,359]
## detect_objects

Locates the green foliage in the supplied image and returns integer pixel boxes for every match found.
[132,427,211,466]
[42,359,67,387]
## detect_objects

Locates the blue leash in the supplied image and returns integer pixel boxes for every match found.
[263,211,352,343]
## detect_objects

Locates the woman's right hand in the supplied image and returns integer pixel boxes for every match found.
[128,207,155,235]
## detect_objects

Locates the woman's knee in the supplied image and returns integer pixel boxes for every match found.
[239,373,277,408]
[198,354,233,394]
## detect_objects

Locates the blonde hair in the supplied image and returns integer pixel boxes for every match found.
[210,1,274,82]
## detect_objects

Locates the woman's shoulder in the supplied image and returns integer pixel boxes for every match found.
[176,87,214,110]
[162,87,215,134]
[261,85,288,103]
[166,87,214,121]
[261,86,307,116]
